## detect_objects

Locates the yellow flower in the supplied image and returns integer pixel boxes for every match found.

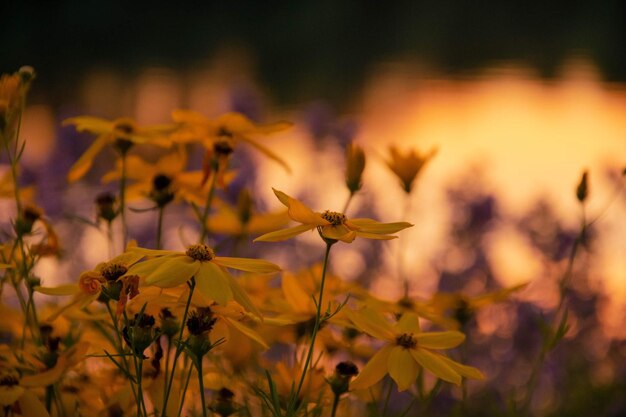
[207,189,289,237]
[386,146,437,193]
[254,189,413,243]
[101,146,216,207]
[63,116,174,183]
[346,308,484,391]
[171,110,292,172]
[126,245,280,317]
[428,283,528,330]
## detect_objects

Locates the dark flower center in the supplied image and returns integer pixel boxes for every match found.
[100,262,128,281]
[321,210,345,226]
[153,174,172,191]
[185,244,215,262]
[396,333,417,349]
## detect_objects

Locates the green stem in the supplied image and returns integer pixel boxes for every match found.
[160,278,196,417]
[196,358,208,417]
[330,394,341,417]
[290,242,333,413]
[342,192,354,214]
[119,153,128,249]
[175,364,194,417]
[156,205,165,249]
[199,162,219,243]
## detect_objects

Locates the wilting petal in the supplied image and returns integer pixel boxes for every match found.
[195,263,234,305]
[388,347,419,391]
[410,348,461,385]
[350,345,393,390]
[345,308,395,342]
[254,224,315,242]
[416,331,465,349]
[321,225,356,242]
[213,257,281,274]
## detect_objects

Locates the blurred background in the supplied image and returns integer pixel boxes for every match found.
[2,1,626,416]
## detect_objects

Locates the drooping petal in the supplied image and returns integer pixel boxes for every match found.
[238,136,292,173]
[67,134,109,183]
[282,273,314,315]
[416,331,465,349]
[354,232,397,240]
[34,284,79,296]
[321,225,356,242]
[254,224,315,242]
[225,272,263,319]
[435,354,485,380]
[349,345,393,390]
[195,262,234,305]
[345,308,395,342]
[213,257,281,274]
[395,312,421,334]
[410,348,461,385]
[128,254,180,280]
[224,317,269,349]
[388,347,420,391]
[143,257,200,288]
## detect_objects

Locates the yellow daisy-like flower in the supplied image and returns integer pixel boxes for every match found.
[63,116,174,183]
[101,146,217,207]
[386,146,437,193]
[254,189,413,243]
[171,110,292,172]
[346,308,484,391]
[126,245,281,317]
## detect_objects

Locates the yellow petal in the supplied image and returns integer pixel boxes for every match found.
[67,134,109,182]
[345,308,395,342]
[213,257,281,274]
[63,116,113,133]
[143,257,200,288]
[354,232,397,240]
[388,347,419,391]
[238,136,292,173]
[395,313,421,334]
[436,354,485,380]
[224,317,269,349]
[226,273,263,319]
[272,189,327,226]
[195,262,234,305]
[349,345,393,390]
[348,218,414,234]
[0,263,12,269]
[282,273,314,314]
[416,331,465,349]
[321,225,356,242]
[34,284,78,296]
[254,224,315,242]
[21,357,68,387]
[410,349,461,385]
[17,390,51,417]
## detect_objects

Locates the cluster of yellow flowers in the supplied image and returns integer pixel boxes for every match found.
[0,68,527,417]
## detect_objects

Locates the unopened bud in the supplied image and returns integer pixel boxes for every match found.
[576,170,588,203]
[345,142,366,194]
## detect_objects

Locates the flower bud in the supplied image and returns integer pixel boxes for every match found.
[123,314,157,358]
[576,170,588,203]
[327,361,359,395]
[209,388,238,417]
[95,193,118,223]
[345,142,366,194]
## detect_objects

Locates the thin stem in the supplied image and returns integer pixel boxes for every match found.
[196,358,208,417]
[176,364,194,417]
[342,192,354,214]
[330,393,341,417]
[156,206,165,249]
[291,242,333,412]
[160,279,196,417]
[119,153,128,248]
[199,165,219,243]
[398,194,412,297]
[382,378,393,417]
[107,221,114,259]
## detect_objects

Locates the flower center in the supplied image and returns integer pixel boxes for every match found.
[100,262,128,281]
[0,373,19,387]
[153,174,172,191]
[321,210,346,226]
[395,333,417,349]
[213,140,234,156]
[113,120,136,135]
[185,244,215,262]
